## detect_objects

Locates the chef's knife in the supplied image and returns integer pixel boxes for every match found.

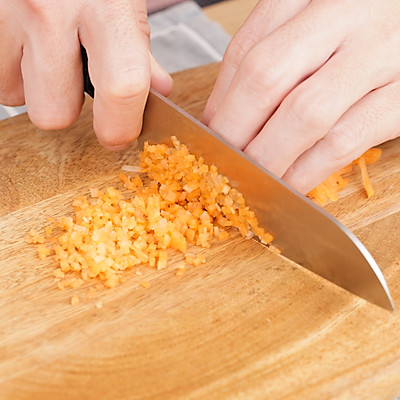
[81,46,394,310]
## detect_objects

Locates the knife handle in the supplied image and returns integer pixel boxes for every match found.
[80,45,95,98]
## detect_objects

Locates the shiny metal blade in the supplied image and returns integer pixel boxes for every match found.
[138,89,394,311]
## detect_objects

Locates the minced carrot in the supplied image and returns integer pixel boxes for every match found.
[38,245,51,260]
[185,253,206,267]
[175,265,186,276]
[217,230,230,241]
[28,230,45,244]
[140,280,151,289]
[29,136,275,300]
[157,250,168,270]
[71,295,80,306]
[53,269,65,279]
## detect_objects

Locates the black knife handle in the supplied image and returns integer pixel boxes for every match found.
[81,45,95,98]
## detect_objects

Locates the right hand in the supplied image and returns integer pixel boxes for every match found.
[0,0,173,150]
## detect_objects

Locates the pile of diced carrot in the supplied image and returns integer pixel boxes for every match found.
[29,137,382,304]
[29,136,273,301]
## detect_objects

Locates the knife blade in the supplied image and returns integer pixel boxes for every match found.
[80,46,394,310]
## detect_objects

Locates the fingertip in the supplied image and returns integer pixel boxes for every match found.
[150,55,173,96]
[201,102,216,126]
[91,64,150,151]
[28,99,84,131]
[93,118,141,150]
[152,72,173,97]
[92,95,144,151]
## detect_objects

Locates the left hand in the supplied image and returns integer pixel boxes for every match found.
[202,0,400,193]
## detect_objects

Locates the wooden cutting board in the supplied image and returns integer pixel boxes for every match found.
[1,62,400,400]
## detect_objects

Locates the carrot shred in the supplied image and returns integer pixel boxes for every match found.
[307,147,381,205]
[356,156,375,198]
[354,148,382,165]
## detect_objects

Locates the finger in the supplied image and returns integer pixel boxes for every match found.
[202,0,310,124]
[0,18,24,106]
[80,0,151,150]
[244,39,394,178]
[206,0,352,150]
[0,49,24,107]
[22,36,84,129]
[282,81,400,194]
[133,0,173,96]
[150,53,173,97]
[20,4,84,130]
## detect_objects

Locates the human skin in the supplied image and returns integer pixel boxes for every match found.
[0,0,173,150]
[203,0,400,193]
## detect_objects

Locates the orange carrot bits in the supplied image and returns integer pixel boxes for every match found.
[31,135,278,303]
[216,215,232,227]
[104,274,119,289]
[170,231,187,253]
[157,250,168,270]
[140,280,151,289]
[37,245,51,260]
[160,187,180,203]
[131,176,143,187]
[216,230,230,241]
[185,228,196,242]
[53,269,65,279]
[185,253,206,267]
[45,226,53,237]
[119,172,130,184]
[28,229,45,244]
[175,265,186,276]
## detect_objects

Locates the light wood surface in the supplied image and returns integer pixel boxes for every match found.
[203,0,259,35]
[1,61,400,400]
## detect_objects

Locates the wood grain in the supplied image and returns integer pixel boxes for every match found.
[203,0,259,35]
[1,62,400,400]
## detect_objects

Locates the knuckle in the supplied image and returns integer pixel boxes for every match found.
[324,123,358,162]
[238,48,284,94]
[287,88,332,132]
[100,68,150,103]
[137,11,150,39]
[224,30,259,70]
[24,0,53,19]
[285,164,310,192]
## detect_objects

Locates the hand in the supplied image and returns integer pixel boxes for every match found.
[203,0,400,194]
[0,0,173,150]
